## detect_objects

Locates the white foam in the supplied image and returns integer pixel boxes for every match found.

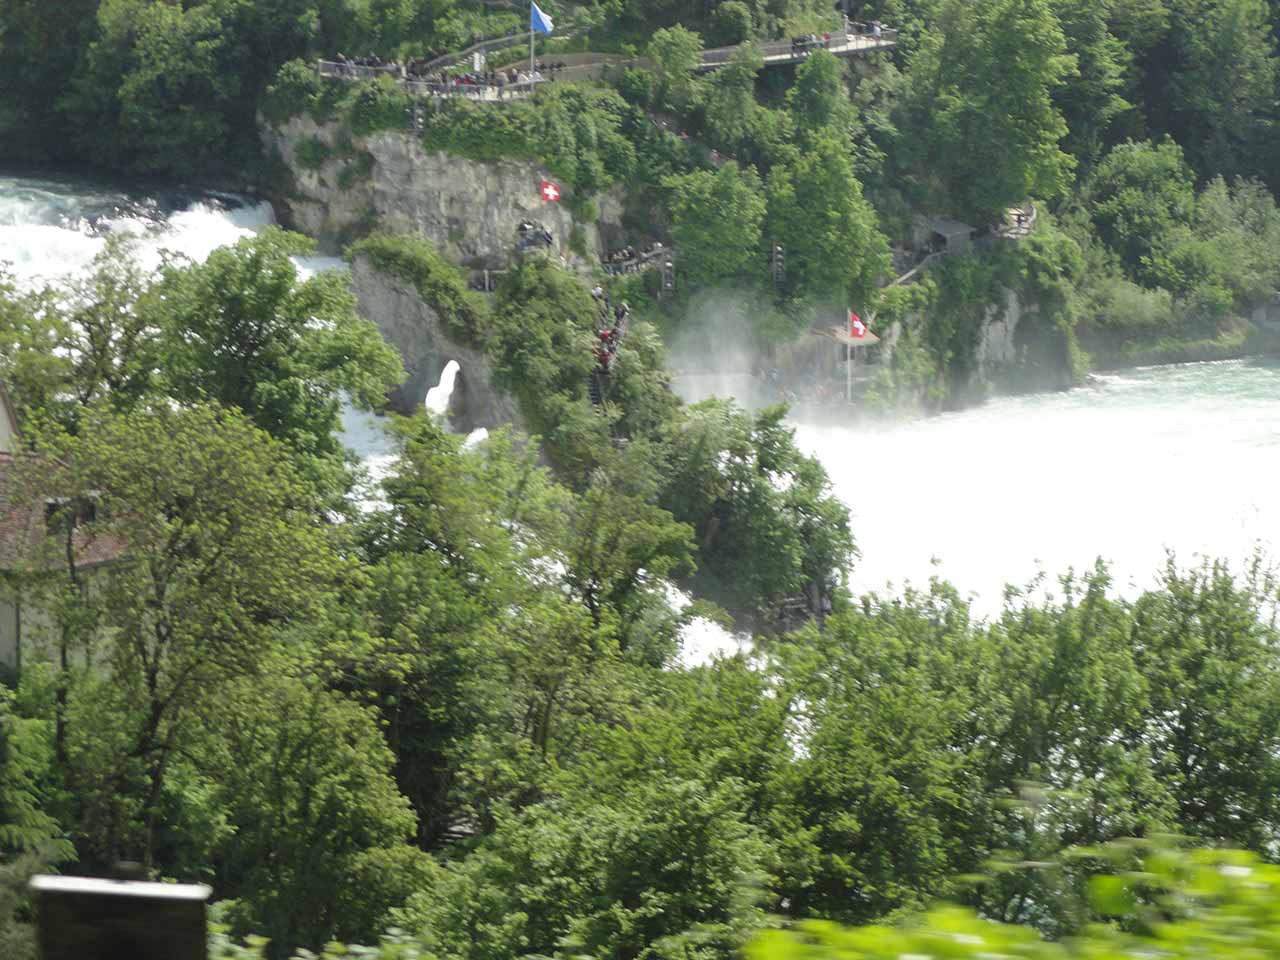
[792,359,1280,616]
[426,360,461,416]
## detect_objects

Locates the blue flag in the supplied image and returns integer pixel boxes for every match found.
[530,0,555,35]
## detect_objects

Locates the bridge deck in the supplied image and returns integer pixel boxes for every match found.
[316,28,896,101]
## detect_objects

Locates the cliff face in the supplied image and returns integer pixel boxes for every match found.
[350,254,522,431]
[264,116,625,265]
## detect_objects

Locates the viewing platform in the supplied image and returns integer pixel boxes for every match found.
[698,29,897,70]
[315,24,896,101]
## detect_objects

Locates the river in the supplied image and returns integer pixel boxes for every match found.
[3,171,1277,636]
[792,360,1280,611]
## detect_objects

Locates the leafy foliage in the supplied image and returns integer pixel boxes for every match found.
[347,232,487,345]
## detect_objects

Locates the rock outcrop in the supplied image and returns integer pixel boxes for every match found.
[264,116,625,265]
[350,254,522,431]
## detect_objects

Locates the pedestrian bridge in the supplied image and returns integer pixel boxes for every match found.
[315,25,896,101]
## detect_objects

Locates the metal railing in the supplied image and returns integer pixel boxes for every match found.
[318,61,549,100]
[700,29,898,66]
[422,28,581,73]
[317,24,898,99]
[424,33,527,73]
[317,60,401,80]
[403,77,546,99]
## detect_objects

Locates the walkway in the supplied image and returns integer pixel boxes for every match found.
[699,29,897,70]
[315,25,896,101]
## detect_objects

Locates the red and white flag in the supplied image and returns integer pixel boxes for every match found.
[540,180,561,203]
[849,310,867,338]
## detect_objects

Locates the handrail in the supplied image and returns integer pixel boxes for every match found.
[317,24,898,97]
[700,29,898,65]
[423,28,580,73]
[318,61,401,80]
[423,33,526,73]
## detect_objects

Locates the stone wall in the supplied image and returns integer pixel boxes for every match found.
[264,115,625,266]
[350,254,523,432]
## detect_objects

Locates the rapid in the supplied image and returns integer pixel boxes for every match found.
[4,171,1277,636]
[791,360,1280,613]
[0,171,391,468]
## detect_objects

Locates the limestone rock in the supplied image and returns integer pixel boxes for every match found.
[350,254,522,432]
[264,116,625,266]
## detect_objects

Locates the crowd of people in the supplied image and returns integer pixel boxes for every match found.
[516,220,555,254]
[600,241,666,275]
[789,33,831,56]
[327,54,572,98]
[589,287,630,378]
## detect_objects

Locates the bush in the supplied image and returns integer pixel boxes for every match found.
[336,150,375,190]
[395,781,767,960]
[346,233,487,345]
[340,76,413,137]
[261,59,327,126]
[749,843,1280,960]
[419,85,648,190]
[293,135,330,171]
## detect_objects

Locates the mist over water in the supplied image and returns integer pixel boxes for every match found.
[792,360,1280,613]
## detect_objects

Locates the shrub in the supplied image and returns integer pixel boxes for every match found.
[340,76,413,137]
[261,59,326,126]
[336,151,375,190]
[294,136,330,171]
[346,233,487,345]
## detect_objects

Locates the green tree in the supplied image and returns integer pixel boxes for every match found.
[1131,558,1280,850]
[0,0,98,162]
[153,228,402,488]
[64,0,240,176]
[397,780,767,960]
[712,1,755,44]
[646,25,705,113]
[1050,0,1132,168]
[787,49,852,136]
[1168,0,1278,179]
[660,401,854,625]
[765,131,890,306]
[664,162,767,287]
[902,0,1076,221]
[26,403,336,868]
[1085,138,1196,288]
[703,46,767,156]
[192,672,422,957]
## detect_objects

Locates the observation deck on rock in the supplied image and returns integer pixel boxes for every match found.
[315,24,896,101]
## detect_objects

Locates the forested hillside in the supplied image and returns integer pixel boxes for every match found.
[3,2,1280,959]
[5,0,1280,381]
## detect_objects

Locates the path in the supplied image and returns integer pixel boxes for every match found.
[316,24,896,101]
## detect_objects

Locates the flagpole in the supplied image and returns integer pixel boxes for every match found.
[846,341,852,404]
[530,2,535,80]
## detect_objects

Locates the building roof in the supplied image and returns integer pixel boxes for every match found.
[30,875,211,901]
[812,325,882,347]
[928,217,976,238]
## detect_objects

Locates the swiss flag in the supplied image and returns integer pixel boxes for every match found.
[849,310,867,338]
[540,180,561,203]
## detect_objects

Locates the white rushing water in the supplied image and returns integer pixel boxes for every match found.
[793,360,1280,613]
[0,173,276,286]
[8,171,1275,648]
